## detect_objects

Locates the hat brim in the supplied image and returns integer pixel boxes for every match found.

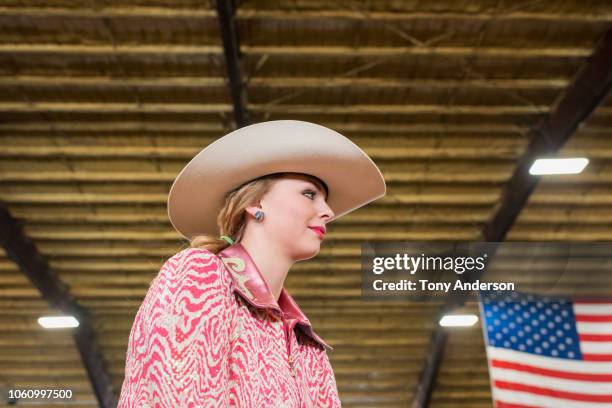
[167,120,386,240]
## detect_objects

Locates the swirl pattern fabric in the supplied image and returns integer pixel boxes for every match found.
[118,247,341,407]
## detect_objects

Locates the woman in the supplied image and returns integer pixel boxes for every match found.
[118,120,386,407]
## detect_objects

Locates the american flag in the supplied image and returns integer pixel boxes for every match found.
[480,291,612,408]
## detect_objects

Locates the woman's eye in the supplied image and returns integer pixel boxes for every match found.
[303,190,316,199]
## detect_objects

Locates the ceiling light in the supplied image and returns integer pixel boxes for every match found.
[529,158,589,175]
[38,316,79,329]
[439,314,478,327]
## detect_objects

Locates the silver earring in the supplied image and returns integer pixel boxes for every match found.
[255,210,264,222]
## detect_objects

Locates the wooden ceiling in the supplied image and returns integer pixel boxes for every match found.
[1,1,612,407]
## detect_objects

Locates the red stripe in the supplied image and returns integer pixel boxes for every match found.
[583,353,612,362]
[496,401,541,408]
[491,359,612,382]
[575,300,612,305]
[576,314,612,322]
[580,333,612,342]
[495,380,612,402]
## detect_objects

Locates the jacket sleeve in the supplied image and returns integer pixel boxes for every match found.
[118,248,235,408]
[315,348,342,407]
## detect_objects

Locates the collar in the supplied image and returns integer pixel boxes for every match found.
[217,242,332,351]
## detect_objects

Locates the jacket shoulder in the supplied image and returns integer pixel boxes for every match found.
[153,247,232,292]
[164,247,225,272]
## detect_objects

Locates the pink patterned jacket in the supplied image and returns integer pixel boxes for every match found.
[118,243,341,407]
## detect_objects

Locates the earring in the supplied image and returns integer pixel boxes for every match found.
[255,210,265,222]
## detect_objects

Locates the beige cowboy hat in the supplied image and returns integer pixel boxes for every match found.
[167,120,386,240]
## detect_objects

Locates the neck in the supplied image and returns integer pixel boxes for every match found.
[238,235,294,302]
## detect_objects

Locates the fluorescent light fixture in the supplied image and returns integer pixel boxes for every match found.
[529,158,589,175]
[439,314,478,327]
[38,315,79,329]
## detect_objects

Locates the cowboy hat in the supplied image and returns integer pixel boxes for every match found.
[167,120,386,240]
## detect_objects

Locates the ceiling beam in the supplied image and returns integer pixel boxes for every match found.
[0,75,569,90]
[0,206,118,407]
[8,144,612,160]
[411,26,612,408]
[8,206,612,225]
[0,145,528,159]
[0,121,528,133]
[215,0,249,128]
[0,43,592,59]
[4,189,612,206]
[0,101,556,115]
[0,6,610,23]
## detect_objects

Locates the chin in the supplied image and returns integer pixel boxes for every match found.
[294,244,321,261]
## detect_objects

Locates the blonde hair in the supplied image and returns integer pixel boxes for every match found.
[190,172,328,254]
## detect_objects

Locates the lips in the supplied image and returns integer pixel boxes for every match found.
[308,226,326,238]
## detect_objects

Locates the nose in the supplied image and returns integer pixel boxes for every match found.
[318,200,335,222]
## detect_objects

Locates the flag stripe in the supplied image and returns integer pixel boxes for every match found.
[583,354,612,362]
[491,367,612,394]
[581,342,612,353]
[488,347,612,373]
[494,389,612,408]
[494,380,612,402]
[576,314,612,323]
[574,304,612,315]
[491,359,612,382]
[577,322,612,335]
[580,334,612,342]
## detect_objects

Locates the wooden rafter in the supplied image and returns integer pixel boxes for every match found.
[4,190,612,206]
[0,43,592,58]
[215,0,249,128]
[0,75,570,89]
[0,6,610,23]
[0,122,528,133]
[0,101,558,114]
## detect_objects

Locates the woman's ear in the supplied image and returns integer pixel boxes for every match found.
[245,204,262,218]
